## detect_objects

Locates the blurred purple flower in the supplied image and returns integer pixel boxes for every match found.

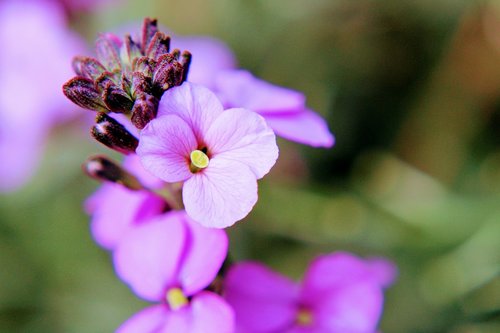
[224,252,397,333]
[172,36,237,90]
[0,0,85,191]
[86,154,166,250]
[58,0,116,13]
[114,211,234,333]
[215,70,335,148]
[137,82,278,228]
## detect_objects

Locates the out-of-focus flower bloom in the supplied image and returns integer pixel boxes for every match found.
[224,252,397,333]
[216,70,335,148]
[137,83,278,228]
[114,211,234,333]
[173,36,237,90]
[86,154,166,250]
[63,18,191,129]
[0,0,85,191]
[59,0,115,13]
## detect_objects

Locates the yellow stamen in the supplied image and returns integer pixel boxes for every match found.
[166,288,189,310]
[296,308,313,326]
[190,149,209,172]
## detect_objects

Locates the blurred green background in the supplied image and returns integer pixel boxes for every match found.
[1,0,499,332]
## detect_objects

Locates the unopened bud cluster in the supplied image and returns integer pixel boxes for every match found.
[63,18,191,129]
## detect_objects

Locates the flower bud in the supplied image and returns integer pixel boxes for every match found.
[62,77,106,111]
[133,56,155,77]
[91,113,139,154]
[146,31,171,60]
[83,155,144,191]
[96,35,121,71]
[121,35,142,68]
[131,93,158,129]
[141,18,158,54]
[72,56,106,81]
[153,53,185,91]
[102,81,134,113]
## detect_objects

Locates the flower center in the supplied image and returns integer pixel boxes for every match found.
[166,287,189,310]
[189,149,209,172]
[296,308,314,327]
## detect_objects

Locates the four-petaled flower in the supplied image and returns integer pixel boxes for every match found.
[137,82,279,228]
[224,252,396,333]
[114,211,233,333]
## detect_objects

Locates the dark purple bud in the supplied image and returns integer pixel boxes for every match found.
[131,72,152,98]
[131,93,158,129]
[102,82,134,113]
[133,56,155,77]
[72,56,106,80]
[121,73,132,95]
[62,77,106,111]
[180,51,192,82]
[83,155,144,191]
[152,53,184,92]
[95,71,119,93]
[96,35,122,71]
[171,48,181,59]
[146,31,171,60]
[141,18,158,54]
[91,112,139,154]
[122,35,142,67]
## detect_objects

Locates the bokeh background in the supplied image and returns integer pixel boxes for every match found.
[1,0,499,332]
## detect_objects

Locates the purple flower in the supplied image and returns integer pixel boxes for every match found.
[86,154,167,250]
[172,36,237,90]
[224,252,397,333]
[136,82,279,228]
[114,211,234,333]
[58,0,116,13]
[215,70,334,148]
[0,0,85,191]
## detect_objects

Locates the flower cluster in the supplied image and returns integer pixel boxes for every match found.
[63,18,191,129]
[62,18,395,333]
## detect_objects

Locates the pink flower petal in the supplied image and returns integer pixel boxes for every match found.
[263,109,334,148]
[224,262,298,333]
[179,215,228,295]
[116,305,168,333]
[113,213,187,302]
[182,159,258,228]
[173,37,236,90]
[190,292,235,333]
[137,114,197,183]
[314,282,383,333]
[159,308,190,333]
[205,108,278,179]
[301,252,387,306]
[123,154,164,189]
[367,258,398,288]
[215,70,305,114]
[156,83,224,141]
[87,183,165,250]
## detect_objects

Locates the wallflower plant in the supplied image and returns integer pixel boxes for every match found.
[62,18,395,333]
